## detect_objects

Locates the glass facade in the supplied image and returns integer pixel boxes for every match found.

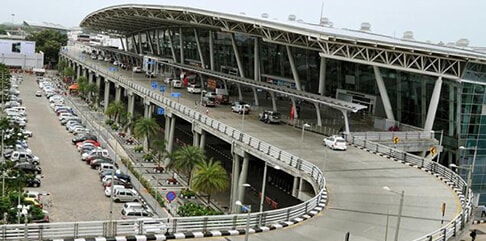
[127,27,486,204]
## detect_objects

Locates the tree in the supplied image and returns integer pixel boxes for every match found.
[167,145,205,186]
[191,158,229,205]
[25,29,68,67]
[105,101,125,123]
[133,117,159,151]
[151,138,171,168]
[76,76,88,98]
[0,64,11,103]
[85,83,98,105]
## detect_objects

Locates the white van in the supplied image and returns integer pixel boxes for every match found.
[99,163,116,173]
[113,188,139,202]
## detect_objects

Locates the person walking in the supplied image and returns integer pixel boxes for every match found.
[470,229,477,241]
[481,205,486,217]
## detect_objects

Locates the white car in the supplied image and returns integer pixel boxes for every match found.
[323,135,347,151]
[187,84,202,94]
[172,80,182,88]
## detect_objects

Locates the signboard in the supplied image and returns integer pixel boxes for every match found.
[207,78,217,90]
[160,85,166,93]
[109,66,117,72]
[156,107,165,115]
[171,92,181,98]
[151,81,158,90]
[166,191,177,203]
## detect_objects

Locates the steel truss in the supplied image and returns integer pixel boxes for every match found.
[81,5,485,80]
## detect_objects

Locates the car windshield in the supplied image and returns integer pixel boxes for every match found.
[336,139,346,143]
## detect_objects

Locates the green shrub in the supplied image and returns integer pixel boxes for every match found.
[142,153,154,161]
[181,189,196,197]
[177,202,223,217]
[133,145,143,153]
[105,119,114,125]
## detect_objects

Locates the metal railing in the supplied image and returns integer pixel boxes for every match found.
[348,134,472,241]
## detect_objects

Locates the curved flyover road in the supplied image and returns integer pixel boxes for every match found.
[65,47,460,241]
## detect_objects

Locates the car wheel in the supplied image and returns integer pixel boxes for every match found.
[115,198,120,203]
[34,170,40,174]
[33,183,39,187]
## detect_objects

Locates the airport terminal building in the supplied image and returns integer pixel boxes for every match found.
[78,5,486,203]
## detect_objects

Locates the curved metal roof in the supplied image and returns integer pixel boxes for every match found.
[81,4,486,64]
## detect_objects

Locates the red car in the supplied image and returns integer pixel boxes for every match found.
[76,140,101,149]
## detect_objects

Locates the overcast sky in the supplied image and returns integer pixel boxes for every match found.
[1,0,485,46]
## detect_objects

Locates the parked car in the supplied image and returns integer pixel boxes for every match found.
[121,208,154,219]
[90,157,115,169]
[323,135,347,151]
[82,148,109,161]
[35,91,42,97]
[201,96,216,107]
[9,151,40,165]
[187,84,202,94]
[25,178,41,187]
[72,134,98,144]
[258,110,281,124]
[112,188,139,202]
[14,162,42,174]
[133,218,167,234]
[132,66,143,73]
[231,101,251,114]
[144,71,156,78]
[172,79,182,88]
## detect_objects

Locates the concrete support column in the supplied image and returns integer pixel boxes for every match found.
[115,85,122,102]
[230,152,241,213]
[313,102,323,127]
[318,57,326,95]
[449,84,455,136]
[144,102,153,119]
[164,115,171,151]
[340,109,350,135]
[230,33,245,101]
[209,31,215,71]
[76,65,81,79]
[194,29,206,68]
[127,92,135,116]
[373,66,395,120]
[88,71,94,84]
[193,132,200,146]
[286,46,302,91]
[298,177,304,199]
[103,80,110,113]
[237,151,250,210]
[199,131,206,149]
[167,115,176,154]
[270,92,277,111]
[179,28,184,64]
[168,30,177,62]
[424,76,443,131]
[254,38,260,82]
[292,176,299,197]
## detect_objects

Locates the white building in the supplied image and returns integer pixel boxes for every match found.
[0,39,44,69]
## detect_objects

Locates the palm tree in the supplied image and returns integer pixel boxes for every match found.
[191,158,229,205]
[152,138,171,168]
[77,76,88,98]
[105,101,125,123]
[167,145,205,186]
[133,117,159,151]
[85,83,98,104]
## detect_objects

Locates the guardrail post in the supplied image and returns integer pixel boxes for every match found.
[203,217,208,233]
[232,215,238,230]
[441,228,446,241]
[287,208,291,221]
[172,219,178,234]
[277,151,281,160]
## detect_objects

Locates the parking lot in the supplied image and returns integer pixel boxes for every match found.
[19,73,124,222]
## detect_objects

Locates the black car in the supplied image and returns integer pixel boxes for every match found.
[15,162,42,175]
[90,157,116,169]
[100,170,131,182]
[26,178,41,187]
[72,134,97,144]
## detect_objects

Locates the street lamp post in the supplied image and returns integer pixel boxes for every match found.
[383,186,404,241]
[235,200,251,241]
[451,145,477,200]
[259,163,280,213]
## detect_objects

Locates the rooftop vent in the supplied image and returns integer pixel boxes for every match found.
[360,22,371,31]
[456,38,470,47]
[239,12,246,15]
[297,19,304,23]
[402,31,414,40]
[288,14,296,21]
[261,13,269,19]
[319,17,333,27]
